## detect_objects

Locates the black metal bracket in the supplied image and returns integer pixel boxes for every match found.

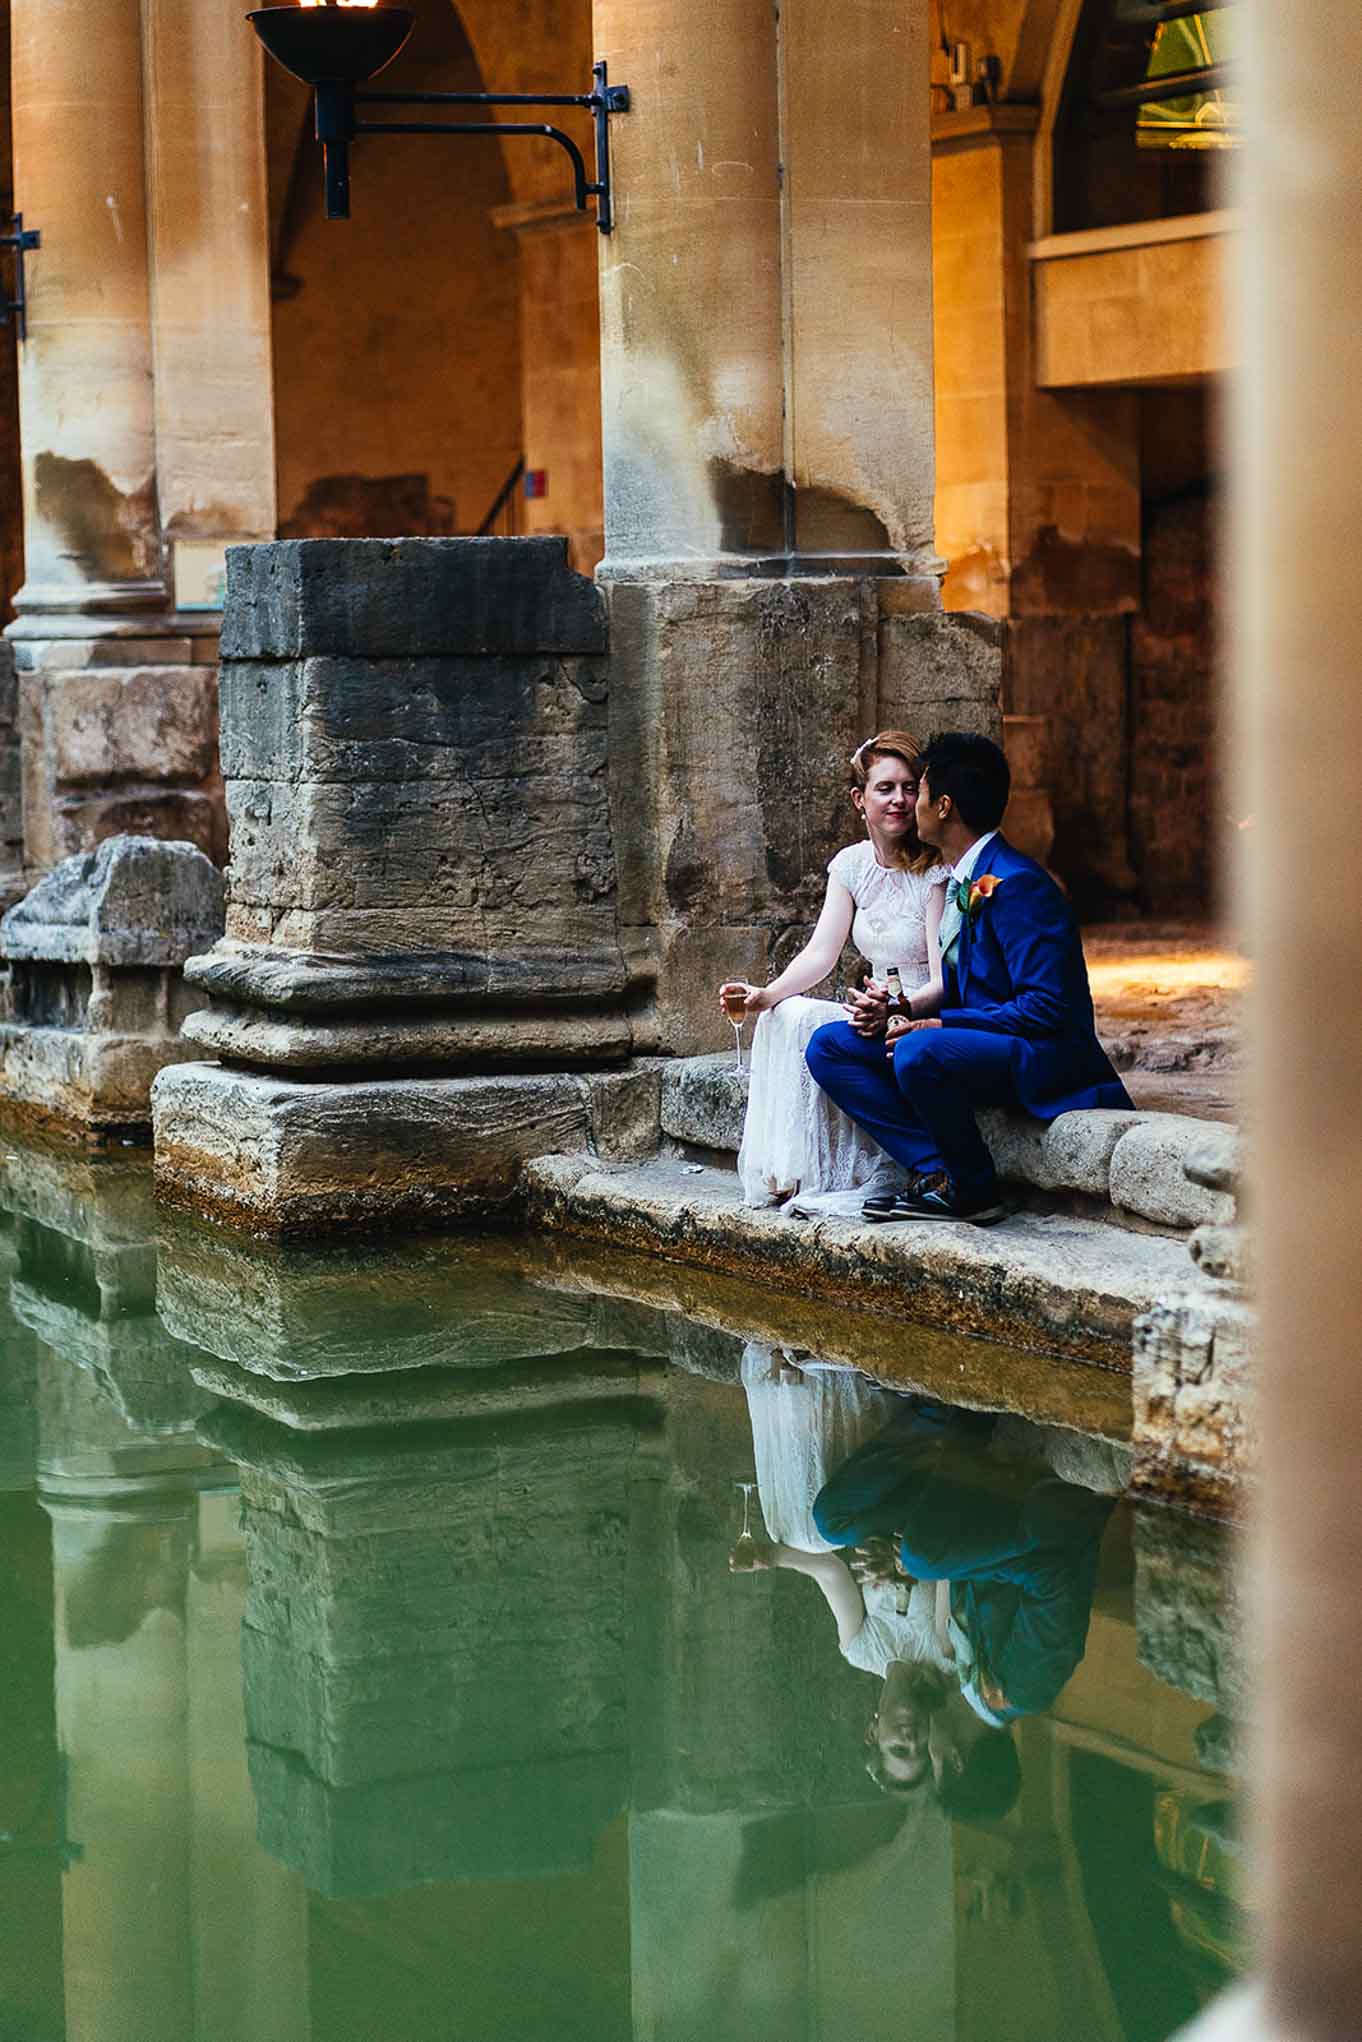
[0,213,40,340]
[315,61,630,230]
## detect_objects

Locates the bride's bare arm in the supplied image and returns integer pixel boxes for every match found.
[718,880,854,1015]
[731,1539,867,1648]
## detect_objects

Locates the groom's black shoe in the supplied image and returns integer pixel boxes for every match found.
[863,1171,1009,1227]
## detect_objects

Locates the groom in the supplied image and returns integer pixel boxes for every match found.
[805,731,1132,1224]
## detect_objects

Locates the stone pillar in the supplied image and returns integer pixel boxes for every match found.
[151,536,669,1233]
[596,0,938,580]
[9,0,160,620]
[594,0,784,577]
[7,0,275,880]
[44,1489,198,2042]
[140,0,277,551]
[592,0,1000,1048]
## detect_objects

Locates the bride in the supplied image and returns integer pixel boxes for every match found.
[719,730,948,1214]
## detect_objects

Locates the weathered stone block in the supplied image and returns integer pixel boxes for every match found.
[979,1104,1150,1198]
[14,623,227,879]
[876,609,1004,739]
[0,837,225,1131]
[49,666,217,786]
[193,539,634,1077]
[661,1052,749,1151]
[1131,1285,1256,1516]
[152,1061,594,1235]
[2,834,224,967]
[1110,1117,1237,1228]
[220,535,607,660]
[584,1059,664,1160]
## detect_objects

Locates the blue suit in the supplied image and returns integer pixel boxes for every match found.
[805,833,1133,1204]
[812,1405,1114,1722]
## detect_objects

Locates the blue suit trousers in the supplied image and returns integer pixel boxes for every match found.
[805,1020,1018,1202]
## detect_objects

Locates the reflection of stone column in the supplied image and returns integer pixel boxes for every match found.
[204,1397,647,1899]
[44,1488,197,2042]
[186,1491,311,2042]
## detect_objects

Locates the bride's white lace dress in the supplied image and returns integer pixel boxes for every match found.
[737,841,949,1212]
[740,1344,953,1677]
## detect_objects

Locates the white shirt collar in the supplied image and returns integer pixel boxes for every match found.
[950,829,998,885]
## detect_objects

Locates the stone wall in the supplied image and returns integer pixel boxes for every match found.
[610,582,1002,1051]
[1129,491,1220,917]
[266,0,523,548]
[14,629,226,879]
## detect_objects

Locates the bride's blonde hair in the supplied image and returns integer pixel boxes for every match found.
[849,730,940,873]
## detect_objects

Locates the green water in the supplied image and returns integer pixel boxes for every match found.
[0,1137,1244,2042]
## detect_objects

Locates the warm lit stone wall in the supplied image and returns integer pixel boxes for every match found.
[267,0,522,547]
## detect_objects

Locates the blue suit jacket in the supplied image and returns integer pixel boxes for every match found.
[941,834,1133,1119]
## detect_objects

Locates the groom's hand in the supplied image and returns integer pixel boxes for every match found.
[846,982,889,1037]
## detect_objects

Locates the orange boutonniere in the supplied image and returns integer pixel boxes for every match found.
[967,873,1002,917]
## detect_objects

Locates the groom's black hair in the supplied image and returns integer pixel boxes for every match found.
[937,1727,1022,1824]
[917,732,1011,832]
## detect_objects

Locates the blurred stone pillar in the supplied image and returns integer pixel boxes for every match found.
[593,0,998,1049]
[1179,1,1362,2037]
[6,0,275,879]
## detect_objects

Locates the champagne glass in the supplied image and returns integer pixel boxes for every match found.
[721,985,749,1072]
[734,1480,758,1545]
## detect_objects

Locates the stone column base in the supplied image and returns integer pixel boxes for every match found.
[0,1017,208,1138]
[151,1060,662,1237]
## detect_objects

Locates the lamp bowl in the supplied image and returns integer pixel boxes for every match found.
[247,6,415,87]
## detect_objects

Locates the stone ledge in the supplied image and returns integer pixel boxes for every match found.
[151,1059,664,1238]
[659,1053,1238,1229]
[522,1150,1194,1368]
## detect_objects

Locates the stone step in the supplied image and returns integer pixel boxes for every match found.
[659,1052,1239,1231]
[523,1150,1197,1372]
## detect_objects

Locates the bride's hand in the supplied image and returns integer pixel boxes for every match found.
[718,980,769,1017]
[729,1538,777,1573]
[847,982,889,1038]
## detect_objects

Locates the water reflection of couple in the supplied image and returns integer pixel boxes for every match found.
[733,1350,1114,1819]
